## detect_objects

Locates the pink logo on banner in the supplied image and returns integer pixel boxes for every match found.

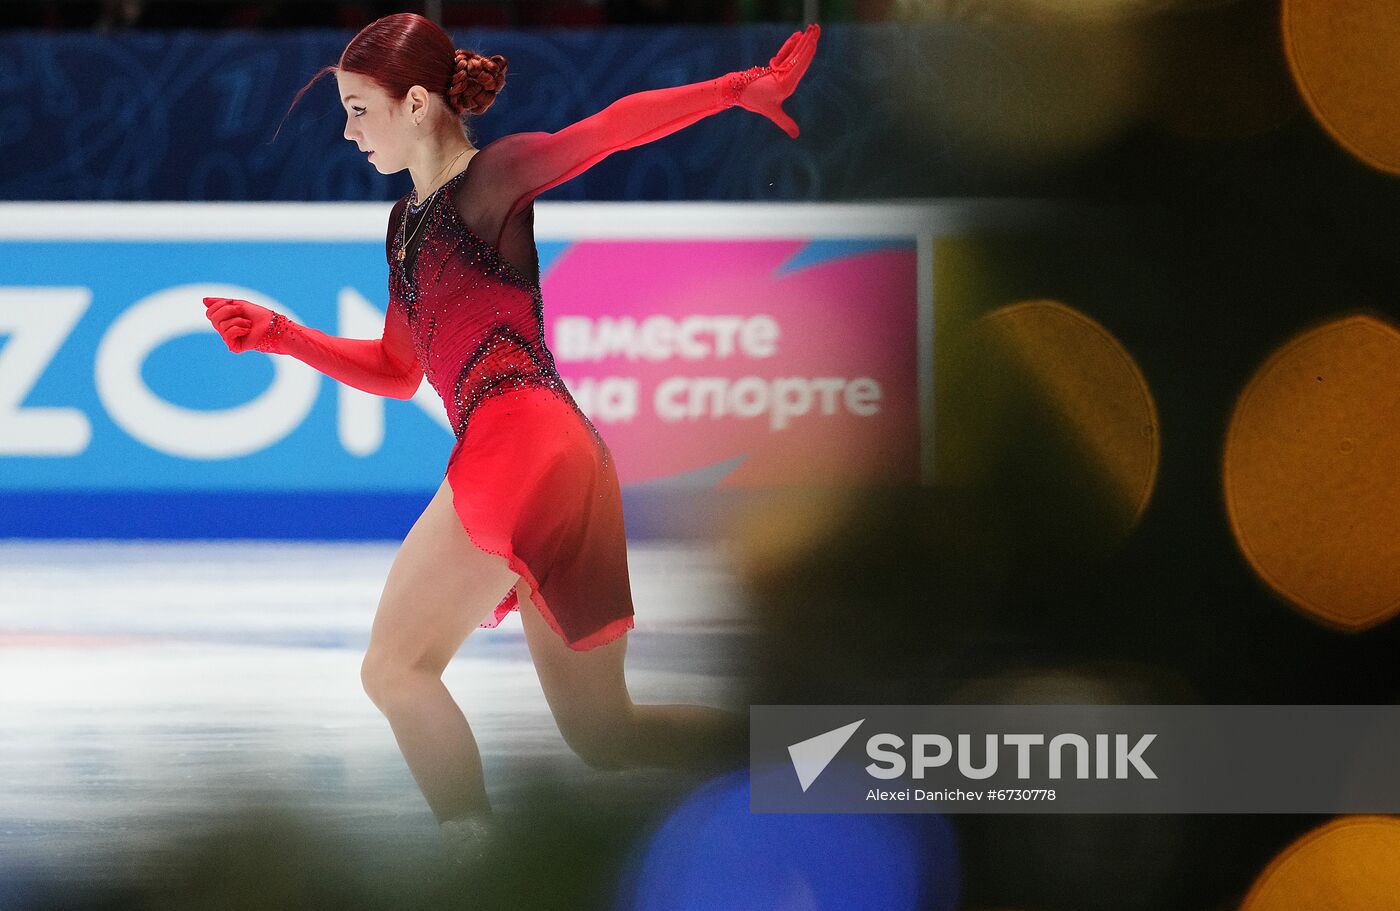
[543,240,920,486]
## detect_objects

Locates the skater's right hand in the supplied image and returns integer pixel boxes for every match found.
[203,296,276,354]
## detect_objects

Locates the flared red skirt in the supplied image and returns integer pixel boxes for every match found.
[444,384,636,651]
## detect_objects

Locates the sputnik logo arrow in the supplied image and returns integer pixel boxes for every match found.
[787,719,865,792]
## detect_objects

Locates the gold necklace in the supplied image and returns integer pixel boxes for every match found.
[397,147,473,264]
[397,194,436,263]
[411,146,471,209]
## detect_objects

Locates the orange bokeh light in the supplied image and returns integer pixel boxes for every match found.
[1284,0,1400,173]
[1224,315,1400,631]
[1241,816,1400,910]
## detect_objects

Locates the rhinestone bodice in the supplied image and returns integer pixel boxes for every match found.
[377,73,751,450]
[390,168,573,442]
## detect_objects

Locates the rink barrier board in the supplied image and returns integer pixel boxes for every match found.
[0,201,1046,539]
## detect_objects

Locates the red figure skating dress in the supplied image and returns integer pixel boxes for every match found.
[241,69,778,650]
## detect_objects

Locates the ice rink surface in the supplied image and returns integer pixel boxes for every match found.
[0,540,755,889]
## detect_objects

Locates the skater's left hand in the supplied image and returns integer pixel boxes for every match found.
[736,23,821,139]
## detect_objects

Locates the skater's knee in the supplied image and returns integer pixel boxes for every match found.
[361,650,438,709]
[558,711,635,771]
[360,653,395,707]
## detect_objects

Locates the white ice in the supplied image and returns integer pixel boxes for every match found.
[0,539,755,889]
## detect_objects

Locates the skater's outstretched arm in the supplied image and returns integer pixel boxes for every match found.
[200,202,424,399]
[203,295,422,399]
[488,23,821,218]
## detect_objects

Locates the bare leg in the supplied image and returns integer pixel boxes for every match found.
[361,478,518,821]
[517,578,747,772]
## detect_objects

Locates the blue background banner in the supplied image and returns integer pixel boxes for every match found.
[1,238,516,490]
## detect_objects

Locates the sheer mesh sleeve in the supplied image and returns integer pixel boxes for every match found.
[491,74,738,219]
[449,73,741,283]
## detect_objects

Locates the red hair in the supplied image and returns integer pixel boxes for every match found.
[270,13,508,142]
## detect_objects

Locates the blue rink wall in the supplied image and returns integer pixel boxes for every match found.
[0,490,736,541]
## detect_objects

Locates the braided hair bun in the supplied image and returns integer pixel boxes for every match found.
[449,49,508,116]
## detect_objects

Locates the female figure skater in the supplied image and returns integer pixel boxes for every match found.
[201,13,820,857]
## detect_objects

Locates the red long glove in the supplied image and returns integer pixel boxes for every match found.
[489,23,822,219]
[202,296,422,400]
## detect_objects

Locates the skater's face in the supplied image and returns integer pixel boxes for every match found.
[337,70,419,174]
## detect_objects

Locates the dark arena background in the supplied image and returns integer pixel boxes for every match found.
[3,1,1400,909]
